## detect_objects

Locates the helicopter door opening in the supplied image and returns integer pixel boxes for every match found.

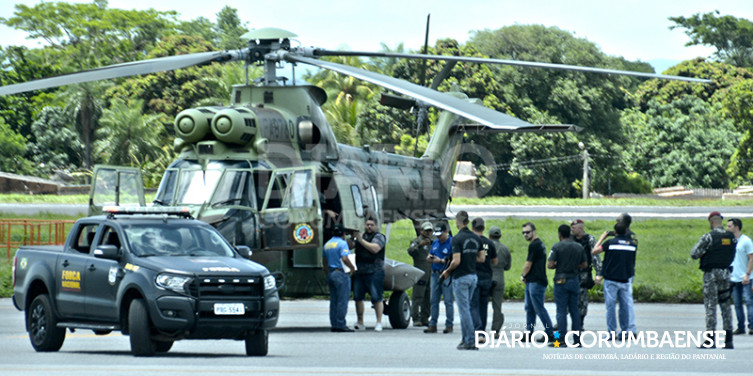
[260,166,322,267]
[88,165,146,216]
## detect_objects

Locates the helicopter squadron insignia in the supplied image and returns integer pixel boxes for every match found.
[293,223,314,244]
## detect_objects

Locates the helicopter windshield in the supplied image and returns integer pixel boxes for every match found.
[155,160,261,207]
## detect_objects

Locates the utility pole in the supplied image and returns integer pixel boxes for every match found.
[579,142,589,199]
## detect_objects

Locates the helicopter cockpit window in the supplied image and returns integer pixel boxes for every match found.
[175,168,222,205]
[351,185,364,217]
[283,170,314,208]
[154,169,178,205]
[210,169,254,208]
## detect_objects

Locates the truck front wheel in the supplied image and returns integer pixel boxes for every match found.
[128,299,156,356]
[245,329,268,356]
[27,294,66,352]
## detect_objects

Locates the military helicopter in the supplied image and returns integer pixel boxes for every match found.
[0,27,709,328]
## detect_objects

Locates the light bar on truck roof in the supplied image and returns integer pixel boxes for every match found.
[102,206,193,218]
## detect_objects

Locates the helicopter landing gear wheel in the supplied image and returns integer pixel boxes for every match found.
[387,291,411,329]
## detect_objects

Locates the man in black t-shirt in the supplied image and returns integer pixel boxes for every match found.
[470,217,498,333]
[441,211,485,350]
[521,222,554,341]
[548,224,587,346]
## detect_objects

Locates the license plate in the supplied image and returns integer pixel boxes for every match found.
[213,303,245,315]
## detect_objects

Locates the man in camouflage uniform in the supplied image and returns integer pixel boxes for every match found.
[488,226,511,338]
[690,211,736,349]
[570,219,600,329]
[407,221,435,326]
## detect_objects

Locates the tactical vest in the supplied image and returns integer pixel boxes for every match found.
[355,231,385,265]
[700,231,736,271]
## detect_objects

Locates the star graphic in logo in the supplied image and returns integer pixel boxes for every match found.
[553,331,561,339]
[553,340,561,348]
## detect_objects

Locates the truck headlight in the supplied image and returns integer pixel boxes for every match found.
[156,273,192,293]
[263,274,276,291]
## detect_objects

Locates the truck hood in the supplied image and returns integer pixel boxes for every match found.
[137,256,269,276]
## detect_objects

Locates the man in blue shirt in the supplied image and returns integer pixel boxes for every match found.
[424,222,454,334]
[726,218,753,335]
[323,224,356,332]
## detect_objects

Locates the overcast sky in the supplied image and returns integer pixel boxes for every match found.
[1,0,752,73]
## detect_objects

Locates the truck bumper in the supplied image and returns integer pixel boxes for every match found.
[151,292,279,339]
[11,294,22,311]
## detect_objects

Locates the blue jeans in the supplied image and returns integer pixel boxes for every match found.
[603,278,637,333]
[429,272,454,327]
[731,281,753,331]
[471,278,493,331]
[452,274,477,345]
[553,277,582,334]
[327,270,351,329]
[524,282,553,336]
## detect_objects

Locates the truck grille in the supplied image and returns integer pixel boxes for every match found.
[189,275,263,298]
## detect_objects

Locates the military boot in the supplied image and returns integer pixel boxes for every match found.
[423,325,437,333]
[724,330,734,349]
[698,333,715,349]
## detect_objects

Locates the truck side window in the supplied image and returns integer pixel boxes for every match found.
[101,227,121,250]
[74,224,98,253]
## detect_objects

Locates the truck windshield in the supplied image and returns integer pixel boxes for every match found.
[124,223,236,257]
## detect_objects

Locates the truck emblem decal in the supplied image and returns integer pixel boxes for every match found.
[108,266,118,285]
[19,257,27,269]
[61,269,81,291]
[293,223,314,244]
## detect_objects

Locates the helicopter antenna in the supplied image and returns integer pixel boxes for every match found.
[414,14,431,157]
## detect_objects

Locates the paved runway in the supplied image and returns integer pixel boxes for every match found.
[1,297,750,375]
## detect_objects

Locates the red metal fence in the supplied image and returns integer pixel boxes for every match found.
[0,220,75,260]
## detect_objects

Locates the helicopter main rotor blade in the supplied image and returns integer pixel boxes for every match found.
[0,50,245,96]
[286,53,575,132]
[311,49,711,84]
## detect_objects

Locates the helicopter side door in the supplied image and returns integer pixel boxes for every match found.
[259,166,322,267]
[88,165,146,216]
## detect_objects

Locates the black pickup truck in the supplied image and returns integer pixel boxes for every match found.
[11,206,279,356]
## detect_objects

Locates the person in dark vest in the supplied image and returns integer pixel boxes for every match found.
[570,219,600,329]
[407,221,435,326]
[470,217,497,336]
[353,213,387,332]
[691,211,737,349]
[593,221,637,339]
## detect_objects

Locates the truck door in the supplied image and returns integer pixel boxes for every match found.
[84,226,121,322]
[55,223,98,319]
[89,165,145,216]
[259,167,322,267]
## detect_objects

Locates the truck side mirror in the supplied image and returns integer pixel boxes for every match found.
[93,245,121,261]
[236,245,253,260]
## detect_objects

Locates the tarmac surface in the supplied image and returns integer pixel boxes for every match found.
[1,297,750,375]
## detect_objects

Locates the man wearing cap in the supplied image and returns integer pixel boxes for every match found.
[726,218,753,335]
[424,222,454,334]
[691,211,736,348]
[322,224,356,332]
[441,210,485,350]
[470,217,497,334]
[407,221,435,326]
[571,219,600,329]
[594,221,638,339]
[489,225,511,338]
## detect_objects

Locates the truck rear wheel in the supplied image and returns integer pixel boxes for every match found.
[245,329,268,356]
[27,294,66,352]
[387,291,411,329]
[128,299,156,356]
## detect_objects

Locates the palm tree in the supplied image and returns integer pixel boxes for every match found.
[62,81,111,170]
[95,98,164,166]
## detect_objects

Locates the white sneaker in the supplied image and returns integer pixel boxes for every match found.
[374,323,383,332]
[354,323,366,331]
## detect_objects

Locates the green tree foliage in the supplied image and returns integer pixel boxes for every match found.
[0,117,34,174]
[95,98,163,166]
[670,11,753,67]
[28,107,83,175]
[622,96,738,188]
[214,6,249,50]
[1,0,178,68]
[722,79,753,183]
[61,81,111,169]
